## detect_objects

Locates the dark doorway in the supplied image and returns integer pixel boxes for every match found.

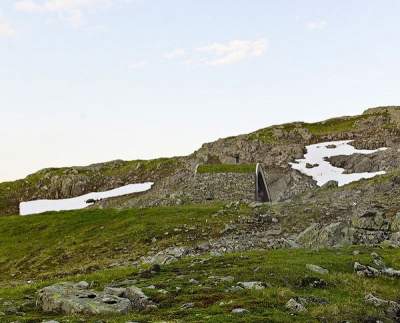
[255,164,271,202]
[234,154,240,164]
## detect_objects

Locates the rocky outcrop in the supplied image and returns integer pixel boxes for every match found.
[297,222,354,248]
[37,282,154,315]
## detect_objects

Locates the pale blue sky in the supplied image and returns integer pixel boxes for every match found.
[1,0,400,181]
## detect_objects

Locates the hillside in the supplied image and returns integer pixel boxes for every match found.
[2,106,400,216]
[2,106,400,322]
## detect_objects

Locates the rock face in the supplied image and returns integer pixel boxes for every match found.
[297,222,354,248]
[37,282,153,315]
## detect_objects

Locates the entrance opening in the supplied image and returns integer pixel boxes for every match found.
[234,154,240,164]
[255,164,271,202]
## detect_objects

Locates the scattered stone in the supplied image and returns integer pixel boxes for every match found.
[237,281,266,290]
[231,308,249,314]
[296,295,328,305]
[354,262,380,277]
[365,294,400,320]
[306,264,329,275]
[371,252,386,269]
[381,267,400,277]
[355,261,400,278]
[220,276,235,283]
[197,242,210,251]
[189,278,200,285]
[305,163,319,169]
[299,277,327,289]
[285,298,306,313]
[125,286,153,310]
[180,303,194,309]
[142,247,189,265]
[75,281,89,289]
[225,286,243,292]
[321,180,339,189]
[365,294,390,307]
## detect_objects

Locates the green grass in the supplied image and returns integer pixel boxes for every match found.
[1,247,400,322]
[0,204,247,282]
[247,111,389,144]
[197,164,256,174]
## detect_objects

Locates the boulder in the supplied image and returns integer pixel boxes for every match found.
[285,298,306,313]
[318,222,353,247]
[354,262,380,277]
[231,308,249,314]
[365,294,400,320]
[38,283,132,315]
[124,286,152,310]
[142,247,189,265]
[351,208,389,231]
[306,264,329,275]
[391,212,400,232]
[37,282,153,315]
[237,281,266,290]
[297,222,353,248]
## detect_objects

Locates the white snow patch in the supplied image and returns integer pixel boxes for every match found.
[289,140,387,187]
[19,182,154,216]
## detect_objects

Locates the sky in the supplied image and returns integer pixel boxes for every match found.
[1,0,400,182]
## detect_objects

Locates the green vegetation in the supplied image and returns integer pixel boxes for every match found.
[197,164,256,174]
[0,204,245,281]
[247,111,390,144]
[1,246,400,322]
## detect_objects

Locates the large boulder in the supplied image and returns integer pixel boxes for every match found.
[351,208,389,231]
[37,282,152,315]
[391,212,400,232]
[297,222,353,248]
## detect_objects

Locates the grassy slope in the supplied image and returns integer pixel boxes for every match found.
[197,164,256,174]
[0,204,244,282]
[0,201,399,321]
[247,111,391,144]
[1,247,400,322]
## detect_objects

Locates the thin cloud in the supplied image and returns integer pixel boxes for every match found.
[164,48,186,60]
[128,60,147,70]
[196,39,267,66]
[166,38,267,67]
[306,19,327,31]
[0,20,16,37]
[15,0,115,27]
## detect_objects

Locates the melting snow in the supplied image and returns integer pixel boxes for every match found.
[290,140,387,187]
[19,182,154,216]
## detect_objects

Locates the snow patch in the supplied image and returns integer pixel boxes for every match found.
[20,182,154,216]
[289,140,387,187]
